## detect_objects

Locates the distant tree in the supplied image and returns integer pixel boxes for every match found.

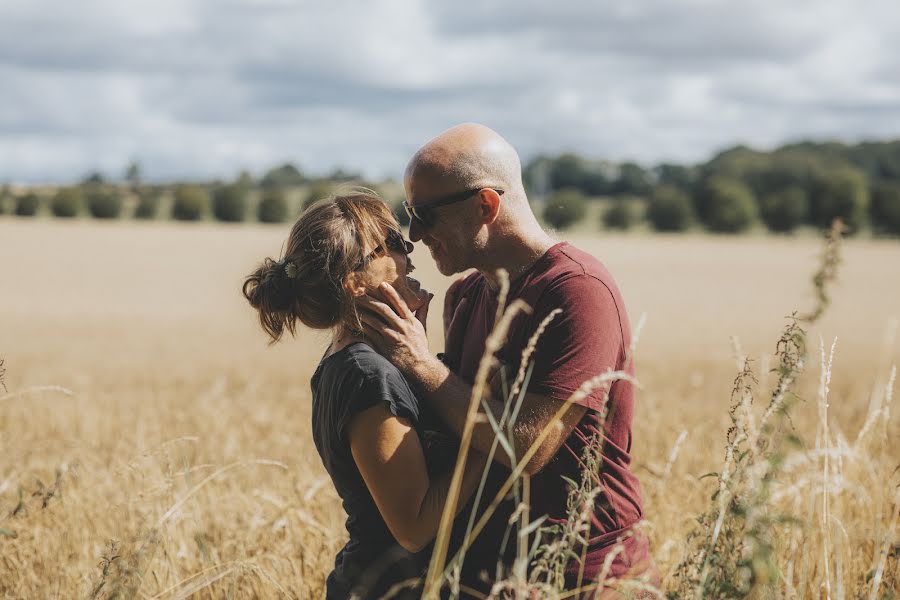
[612,162,652,196]
[235,170,254,192]
[14,192,40,216]
[0,185,13,214]
[697,176,758,233]
[303,180,336,211]
[134,188,161,220]
[85,186,123,219]
[172,186,208,221]
[870,182,900,236]
[646,185,694,232]
[257,188,289,223]
[328,167,362,183]
[211,184,248,222]
[51,187,84,218]
[124,161,141,190]
[655,163,695,191]
[82,171,105,185]
[543,188,587,230]
[260,163,306,188]
[809,167,869,233]
[760,187,808,233]
[602,198,642,230]
[549,154,587,191]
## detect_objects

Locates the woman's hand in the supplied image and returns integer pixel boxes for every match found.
[358,282,434,376]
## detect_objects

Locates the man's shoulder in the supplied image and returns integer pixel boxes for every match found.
[535,242,620,296]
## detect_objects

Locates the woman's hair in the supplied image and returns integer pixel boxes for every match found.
[242,187,399,343]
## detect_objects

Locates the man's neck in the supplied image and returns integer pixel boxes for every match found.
[481,228,557,292]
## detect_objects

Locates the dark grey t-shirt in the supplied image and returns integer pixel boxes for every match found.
[311,342,455,599]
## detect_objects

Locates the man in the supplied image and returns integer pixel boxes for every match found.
[360,123,656,596]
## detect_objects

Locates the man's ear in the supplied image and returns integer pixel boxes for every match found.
[477,188,502,225]
[342,272,367,298]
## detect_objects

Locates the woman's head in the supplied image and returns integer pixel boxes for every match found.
[242,188,428,343]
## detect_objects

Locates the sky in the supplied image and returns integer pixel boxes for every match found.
[1,0,898,184]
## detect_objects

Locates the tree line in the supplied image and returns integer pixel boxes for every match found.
[2,140,899,235]
[528,140,900,235]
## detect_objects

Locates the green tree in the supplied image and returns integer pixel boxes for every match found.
[870,182,900,236]
[85,186,123,219]
[602,198,642,230]
[809,167,869,233]
[760,187,808,233]
[172,186,208,221]
[260,163,306,188]
[134,188,161,220]
[303,180,336,211]
[655,163,695,191]
[0,185,11,214]
[646,185,693,232]
[124,161,141,191]
[612,162,652,196]
[14,192,40,216]
[698,177,758,233]
[542,188,587,230]
[50,187,84,218]
[82,171,105,185]
[257,188,289,223]
[211,184,248,222]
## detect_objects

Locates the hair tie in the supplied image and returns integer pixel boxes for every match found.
[284,260,299,279]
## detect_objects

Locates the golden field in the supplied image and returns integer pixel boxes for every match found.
[1,219,897,598]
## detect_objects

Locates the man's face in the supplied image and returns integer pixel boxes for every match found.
[404,174,481,276]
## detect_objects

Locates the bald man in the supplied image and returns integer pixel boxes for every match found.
[360,124,657,596]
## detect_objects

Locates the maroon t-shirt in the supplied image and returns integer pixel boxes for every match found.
[444,242,646,589]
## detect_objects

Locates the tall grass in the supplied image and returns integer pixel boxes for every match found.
[1,223,897,598]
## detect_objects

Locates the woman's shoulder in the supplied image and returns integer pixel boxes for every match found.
[316,342,420,423]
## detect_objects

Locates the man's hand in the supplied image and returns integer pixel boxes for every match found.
[358,283,435,376]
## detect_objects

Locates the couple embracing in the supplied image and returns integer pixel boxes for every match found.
[243,124,658,598]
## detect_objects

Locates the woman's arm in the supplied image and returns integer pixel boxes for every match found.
[348,403,487,553]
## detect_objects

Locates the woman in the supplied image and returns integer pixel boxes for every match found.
[242,189,485,599]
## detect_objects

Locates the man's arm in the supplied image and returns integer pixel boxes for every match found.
[359,282,585,476]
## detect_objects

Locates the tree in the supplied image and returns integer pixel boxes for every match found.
[542,188,587,230]
[612,162,652,196]
[698,176,758,233]
[602,198,642,230]
[14,192,40,216]
[809,167,869,233]
[870,182,900,236]
[655,163,695,191]
[260,163,306,188]
[134,188,161,220]
[82,171,105,185]
[0,185,11,214]
[760,187,808,233]
[257,188,289,223]
[85,186,123,219]
[303,180,336,211]
[51,187,84,218]
[211,184,248,222]
[124,161,141,190]
[646,185,693,232]
[172,186,208,221]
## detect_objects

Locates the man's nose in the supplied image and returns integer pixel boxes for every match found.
[408,217,424,242]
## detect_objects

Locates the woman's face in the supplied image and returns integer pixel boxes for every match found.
[360,229,430,312]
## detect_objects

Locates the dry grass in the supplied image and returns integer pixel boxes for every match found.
[1,219,898,598]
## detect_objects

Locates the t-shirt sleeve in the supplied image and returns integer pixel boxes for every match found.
[338,360,421,440]
[525,274,626,412]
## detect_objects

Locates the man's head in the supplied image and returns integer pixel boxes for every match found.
[403,123,533,276]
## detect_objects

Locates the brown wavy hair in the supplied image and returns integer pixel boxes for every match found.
[242,188,399,343]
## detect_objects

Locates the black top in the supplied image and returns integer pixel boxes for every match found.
[310,342,456,600]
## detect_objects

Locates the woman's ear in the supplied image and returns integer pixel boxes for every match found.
[343,272,367,298]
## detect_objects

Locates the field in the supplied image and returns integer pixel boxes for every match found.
[1,219,898,598]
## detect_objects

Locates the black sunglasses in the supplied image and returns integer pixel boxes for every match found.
[354,229,414,271]
[402,188,505,229]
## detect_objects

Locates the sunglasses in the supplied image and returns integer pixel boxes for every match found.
[354,229,414,271]
[402,187,505,229]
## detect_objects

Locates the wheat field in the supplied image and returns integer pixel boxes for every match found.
[1,219,897,598]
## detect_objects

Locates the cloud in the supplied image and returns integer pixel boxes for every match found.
[0,0,898,183]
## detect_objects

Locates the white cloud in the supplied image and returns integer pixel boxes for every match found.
[0,0,898,183]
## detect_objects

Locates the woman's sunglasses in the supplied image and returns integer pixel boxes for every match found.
[354,229,414,271]
[402,188,505,229]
